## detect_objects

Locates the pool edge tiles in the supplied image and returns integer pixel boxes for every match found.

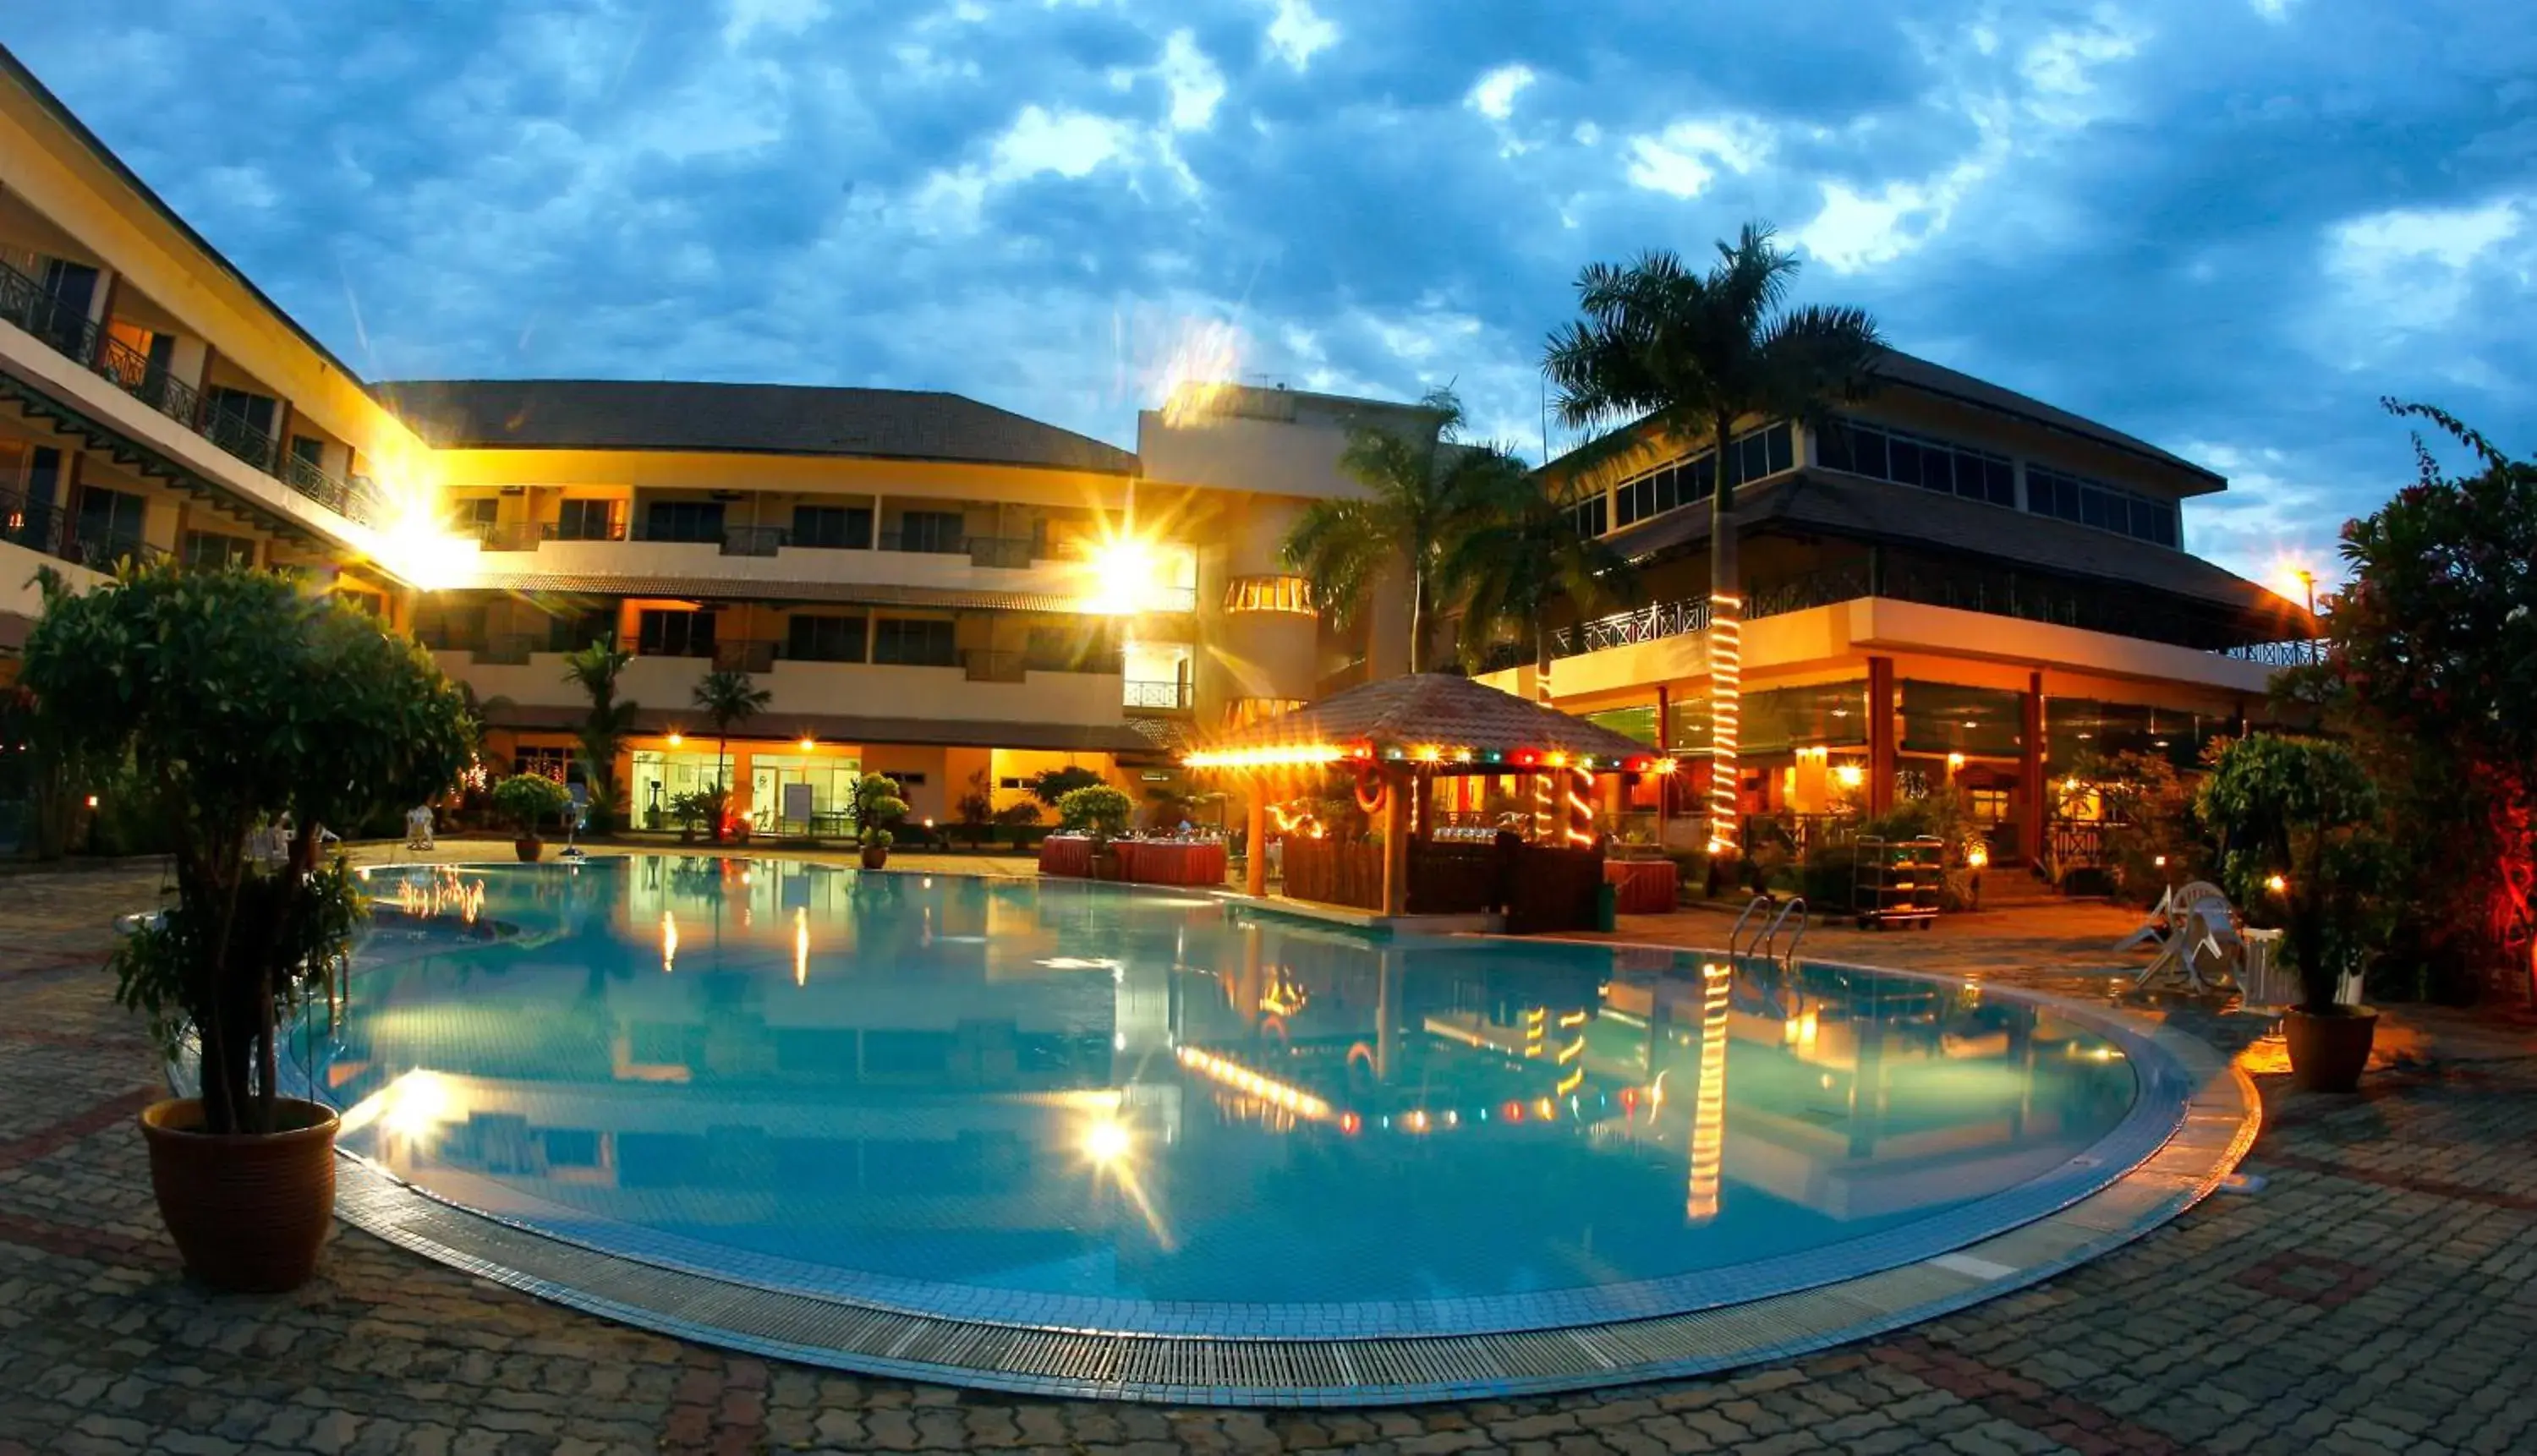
[305,921,2260,1405]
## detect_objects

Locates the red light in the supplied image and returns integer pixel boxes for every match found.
[1619,1087,1639,1110]
[1503,1100,1524,1122]
[1512,750,1538,768]
[1625,757,1649,774]
[1339,1112,1362,1136]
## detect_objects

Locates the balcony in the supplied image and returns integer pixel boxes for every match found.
[1123,679,1192,711]
[2,484,167,572]
[0,258,378,528]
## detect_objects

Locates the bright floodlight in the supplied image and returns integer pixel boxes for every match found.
[1082,534,1161,615]
[1082,1117,1134,1166]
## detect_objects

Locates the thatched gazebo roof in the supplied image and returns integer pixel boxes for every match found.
[1184,673,1669,775]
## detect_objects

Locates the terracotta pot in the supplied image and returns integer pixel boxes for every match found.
[140,1097,340,1292]
[1093,847,1123,882]
[513,835,543,862]
[860,844,889,870]
[2283,1004,2378,1093]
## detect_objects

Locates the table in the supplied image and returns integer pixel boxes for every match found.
[1038,836,1228,886]
[1605,857,1679,914]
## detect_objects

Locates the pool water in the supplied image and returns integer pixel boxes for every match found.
[311,857,2137,1331]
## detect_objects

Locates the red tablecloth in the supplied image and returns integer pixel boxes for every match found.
[1038,836,1093,878]
[1605,858,1679,914]
[1037,837,1227,886]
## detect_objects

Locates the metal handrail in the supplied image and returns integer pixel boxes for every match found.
[1727,895,1773,959]
[1760,897,1808,964]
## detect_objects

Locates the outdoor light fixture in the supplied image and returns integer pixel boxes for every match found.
[1833,764,1865,789]
[1081,1118,1134,1166]
[667,731,684,747]
[798,736,815,751]
[1967,845,1990,870]
[2266,873,2288,895]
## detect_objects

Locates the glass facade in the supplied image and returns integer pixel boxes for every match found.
[1583,705,1658,746]
[2026,466,2180,548]
[1818,419,2015,508]
[2046,700,2230,770]
[1666,681,1867,755]
[1899,681,2026,758]
[1608,423,1795,529]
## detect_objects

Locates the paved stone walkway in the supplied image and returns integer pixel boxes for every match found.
[5,848,2536,1454]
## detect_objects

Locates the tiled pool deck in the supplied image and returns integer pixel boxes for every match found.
[6,842,2537,1450]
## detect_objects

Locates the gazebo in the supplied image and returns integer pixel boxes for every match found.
[1185,674,1674,926]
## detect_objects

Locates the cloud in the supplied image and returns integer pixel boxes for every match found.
[1625,118,1774,199]
[1466,63,1534,122]
[1157,30,1225,131]
[1261,0,1337,71]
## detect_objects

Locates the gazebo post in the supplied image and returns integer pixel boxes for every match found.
[1244,788,1268,898]
[1380,764,1409,917]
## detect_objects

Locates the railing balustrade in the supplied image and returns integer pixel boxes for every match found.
[878,529,967,555]
[718,526,787,558]
[1122,679,1191,709]
[960,649,1029,683]
[966,536,1036,569]
[713,640,779,672]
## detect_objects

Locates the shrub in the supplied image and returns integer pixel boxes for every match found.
[1057,784,1134,844]
[492,775,573,836]
[1030,765,1104,806]
[850,773,909,849]
[2200,735,2393,1011]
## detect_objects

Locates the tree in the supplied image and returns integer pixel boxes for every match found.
[1058,783,1135,849]
[561,641,638,833]
[955,769,996,849]
[1281,387,1502,674]
[1030,764,1104,807]
[849,772,910,849]
[1543,223,1883,853]
[2198,735,2391,1013]
[491,773,573,838]
[689,666,772,816]
[1442,460,1641,839]
[20,565,474,1135]
[2282,399,2537,1000]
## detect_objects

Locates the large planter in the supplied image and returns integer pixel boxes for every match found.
[860,844,889,870]
[513,835,543,862]
[2284,1004,2378,1093]
[140,1097,340,1292]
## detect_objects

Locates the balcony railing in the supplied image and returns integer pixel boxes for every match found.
[1553,597,1712,657]
[475,519,630,550]
[0,257,381,528]
[2223,640,2324,666]
[2,485,169,572]
[719,526,787,559]
[960,649,1030,683]
[473,634,545,666]
[1123,679,1192,710]
[877,529,968,555]
[714,639,778,672]
[966,536,1038,569]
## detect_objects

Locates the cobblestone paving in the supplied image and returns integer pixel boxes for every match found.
[5,851,2537,1453]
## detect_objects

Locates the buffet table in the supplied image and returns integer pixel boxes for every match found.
[1604,857,1679,914]
[1038,836,1229,887]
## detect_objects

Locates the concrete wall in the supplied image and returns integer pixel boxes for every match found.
[437,652,1129,728]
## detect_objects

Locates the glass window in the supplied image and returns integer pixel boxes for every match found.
[637,609,715,657]
[644,501,725,543]
[1565,494,1608,539]
[556,498,620,541]
[873,617,956,665]
[786,614,867,662]
[1584,706,1658,746]
[1899,681,2026,758]
[202,386,277,435]
[180,530,255,569]
[1740,681,1871,754]
[792,504,872,550]
[1225,575,1315,614]
[891,510,964,553]
[73,486,146,557]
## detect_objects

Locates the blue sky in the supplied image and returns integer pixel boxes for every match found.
[12,1,2534,588]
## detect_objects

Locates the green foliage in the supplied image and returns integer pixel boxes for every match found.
[955,769,995,848]
[689,668,772,795]
[995,799,1043,828]
[20,564,473,1134]
[2287,400,2537,999]
[561,641,638,832]
[850,773,910,849]
[2199,735,2393,1011]
[668,787,725,835]
[1057,784,1135,844]
[1444,458,1640,672]
[2082,749,2215,906]
[491,774,573,835]
[1280,388,1504,672]
[1029,764,1104,806]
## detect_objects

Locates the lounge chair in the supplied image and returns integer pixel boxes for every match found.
[2130,882,2240,993]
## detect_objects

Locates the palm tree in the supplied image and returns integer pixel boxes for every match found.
[690,667,772,802]
[1281,387,1502,675]
[1443,460,1640,840]
[561,640,639,833]
[1542,222,1883,854]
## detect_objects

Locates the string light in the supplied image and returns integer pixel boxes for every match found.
[1687,960,1732,1222]
[1708,594,1742,857]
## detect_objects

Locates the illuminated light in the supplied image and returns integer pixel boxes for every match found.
[1445,1110,1460,1125]
[1415,744,1442,763]
[84,795,98,808]
[1535,1097,1556,1120]
[666,731,684,747]
[381,1070,454,1140]
[1554,1068,1584,1097]
[798,736,816,752]
[1340,1112,1362,1135]
[1453,747,1474,764]
[1082,1118,1134,1166]
[1406,1110,1430,1132]
[1174,1047,1334,1121]
[1184,743,1351,769]
[1545,751,1568,769]
[1833,764,1865,789]
[1382,746,1406,761]
[1153,317,1247,425]
[2154,855,2169,868]
[1967,845,1990,870]
[1503,1100,1525,1123]
[661,911,678,973]
[2266,873,2288,895]
[1512,749,1539,768]
[2064,777,2083,792]
[1946,753,1965,769]
[793,907,808,987]
[1686,960,1732,1222]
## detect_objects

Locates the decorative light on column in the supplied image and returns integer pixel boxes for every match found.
[1707,594,1743,855]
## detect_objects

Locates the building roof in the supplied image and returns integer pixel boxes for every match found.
[1604,468,2300,621]
[487,703,1154,754]
[1191,673,1663,767]
[378,379,1140,475]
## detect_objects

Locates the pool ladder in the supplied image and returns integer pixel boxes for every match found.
[1729,895,1809,967]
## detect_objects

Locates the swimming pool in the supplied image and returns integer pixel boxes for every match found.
[302,854,2187,1351]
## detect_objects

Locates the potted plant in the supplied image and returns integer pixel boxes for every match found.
[2200,734,2392,1092]
[492,774,573,862]
[19,564,473,1290]
[850,772,910,869]
[1057,783,1135,878]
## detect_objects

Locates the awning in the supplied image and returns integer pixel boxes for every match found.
[1186,673,1666,771]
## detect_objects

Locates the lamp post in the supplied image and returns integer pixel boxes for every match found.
[2294,568,2317,664]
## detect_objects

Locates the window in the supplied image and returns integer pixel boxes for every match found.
[1224,574,1315,615]
[73,486,146,559]
[181,531,255,569]
[458,497,499,532]
[201,386,277,436]
[1564,493,1608,539]
[872,617,956,665]
[644,501,725,543]
[1606,423,1790,528]
[786,614,868,662]
[637,609,716,658]
[24,446,62,510]
[556,498,620,541]
[545,606,616,654]
[1819,419,2014,507]
[2025,466,2178,548]
[792,504,872,550]
[1225,697,1306,728]
[890,510,964,553]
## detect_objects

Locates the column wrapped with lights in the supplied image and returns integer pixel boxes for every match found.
[1533,657,1559,843]
[1707,594,1743,855]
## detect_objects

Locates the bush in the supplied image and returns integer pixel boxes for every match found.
[1031,765,1104,806]
[2200,735,2393,1010]
[1057,784,1134,843]
[850,773,909,848]
[492,775,573,835]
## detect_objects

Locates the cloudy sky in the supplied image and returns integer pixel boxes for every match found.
[11,1,2534,586]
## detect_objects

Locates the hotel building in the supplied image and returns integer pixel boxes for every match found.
[0,41,2309,869]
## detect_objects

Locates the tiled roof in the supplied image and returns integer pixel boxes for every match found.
[1196,674,1663,762]
[1866,351,2222,487]
[486,703,1153,753]
[465,573,1088,614]
[1605,469,2288,616]
[378,379,1139,475]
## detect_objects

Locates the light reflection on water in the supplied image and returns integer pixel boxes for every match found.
[315,857,2135,1307]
